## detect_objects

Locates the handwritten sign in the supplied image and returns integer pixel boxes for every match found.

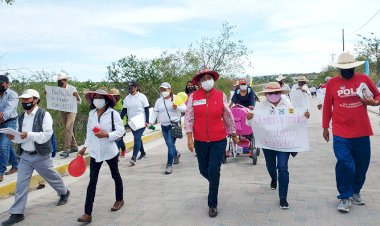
[250,108,309,152]
[45,85,77,113]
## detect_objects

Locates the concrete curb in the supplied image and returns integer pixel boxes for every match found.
[0,130,163,199]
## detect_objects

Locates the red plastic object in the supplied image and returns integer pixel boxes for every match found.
[92,126,100,134]
[68,156,86,177]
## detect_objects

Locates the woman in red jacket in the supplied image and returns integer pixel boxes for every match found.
[185,67,238,218]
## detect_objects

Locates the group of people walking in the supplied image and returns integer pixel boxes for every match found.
[1,52,379,225]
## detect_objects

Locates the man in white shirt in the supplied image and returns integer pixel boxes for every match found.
[2,89,70,226]
[55,73,81,158]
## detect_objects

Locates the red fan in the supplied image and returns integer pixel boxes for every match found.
[68,155,86,177]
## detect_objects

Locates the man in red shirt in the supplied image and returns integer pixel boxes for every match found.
[323,52,380,213]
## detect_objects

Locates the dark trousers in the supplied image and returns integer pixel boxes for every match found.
[131,127,146,159]
[116,139,126,151]
[194,139,227,208]
[84,154,123,215]
[263,149,290,199]
[333,136,371,199]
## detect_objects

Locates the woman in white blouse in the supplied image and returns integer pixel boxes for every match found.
[149,82,186,174]
[77,89,125,223]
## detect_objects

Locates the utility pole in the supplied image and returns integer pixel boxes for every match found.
[331,54,336,62]
[342,29,345,52]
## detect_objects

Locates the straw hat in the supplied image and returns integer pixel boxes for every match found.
[192,66,220,85]
[109,88,120,96]
[259,82,289,94]
[54,72,71,80]
[330,52,365,69]
[275,75,286,81]
[297,76,309,83]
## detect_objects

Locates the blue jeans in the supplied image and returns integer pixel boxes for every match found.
[0,120,19,176]
[131,127,145,159]
[263,149,290,199]
[333,136,370,199]
[161,125,177,166]
[194,139,227,208]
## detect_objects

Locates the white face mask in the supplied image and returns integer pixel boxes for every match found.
[161,91,170,98]
[93,99,106,109]
[240,85,247,91]
[201,79,214,91]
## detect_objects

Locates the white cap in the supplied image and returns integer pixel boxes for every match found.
[19,89,40,99]
[160,82,171,89]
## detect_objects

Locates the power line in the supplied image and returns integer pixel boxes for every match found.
[348,9,380,35]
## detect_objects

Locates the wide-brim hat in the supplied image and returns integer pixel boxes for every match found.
[275,75,286,81]
[259,82,289,94]
[330,52,365,69]
[54,72,71,81]
[192,67,220,85]
[297,76,309,83]
[84,89,117,105]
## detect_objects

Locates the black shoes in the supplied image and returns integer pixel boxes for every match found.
[2,214,25,226]
[137,152,146,160]
[270,179,277,190]
[209,208,218,218]
[280,198,289,209]
[57,190,70,206]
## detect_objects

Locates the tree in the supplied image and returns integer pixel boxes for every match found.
[189,22,251,76]
[355,33,380,76]
[0,0,15,4]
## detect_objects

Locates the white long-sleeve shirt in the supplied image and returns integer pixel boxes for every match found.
[149,96,186,126]
[66,84,82,104]
[14,107,53,152]
[84,107,125,162]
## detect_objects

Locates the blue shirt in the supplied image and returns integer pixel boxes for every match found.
[0,88,19,121]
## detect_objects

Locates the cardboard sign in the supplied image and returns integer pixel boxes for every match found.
[249,107,309,152]
[45,85,77,113]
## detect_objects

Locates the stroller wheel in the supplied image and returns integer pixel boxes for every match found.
[256,148,261,156]
[222,155,227,164]
[252,155,258,165]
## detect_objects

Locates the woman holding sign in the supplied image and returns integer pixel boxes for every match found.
[149,82,186,174]
[247,82,310,210]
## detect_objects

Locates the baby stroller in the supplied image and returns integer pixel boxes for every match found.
[223,105,260,165]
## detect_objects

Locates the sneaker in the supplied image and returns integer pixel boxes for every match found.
[69,147,78,153]
[208,208,218,218]
[270,179,277,190]
[2,214,25,226]
[165,165,173,174]
[280,198,289,209]
[57,190,70,206]
[337,198,351,212]
[351,193,365,205]
[60,152,69,158]
[173,152,181,164]
[137,152,146,160]
[130,158,136,166]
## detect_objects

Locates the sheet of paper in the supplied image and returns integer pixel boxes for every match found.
[0,128,24,143]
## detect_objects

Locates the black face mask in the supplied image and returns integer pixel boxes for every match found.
[341,68,355,79]
[0,85,6,93]
[58,80,64,87]
[22,101,35,111]
[187,87,195,92]
[128,86,135,93]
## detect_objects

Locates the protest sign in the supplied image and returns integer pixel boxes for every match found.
[45,85,77,113]
[249,107,309,152]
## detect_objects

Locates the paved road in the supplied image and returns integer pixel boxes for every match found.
[1,97,380,226]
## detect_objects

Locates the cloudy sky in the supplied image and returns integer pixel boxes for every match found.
[0,0,379,81]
